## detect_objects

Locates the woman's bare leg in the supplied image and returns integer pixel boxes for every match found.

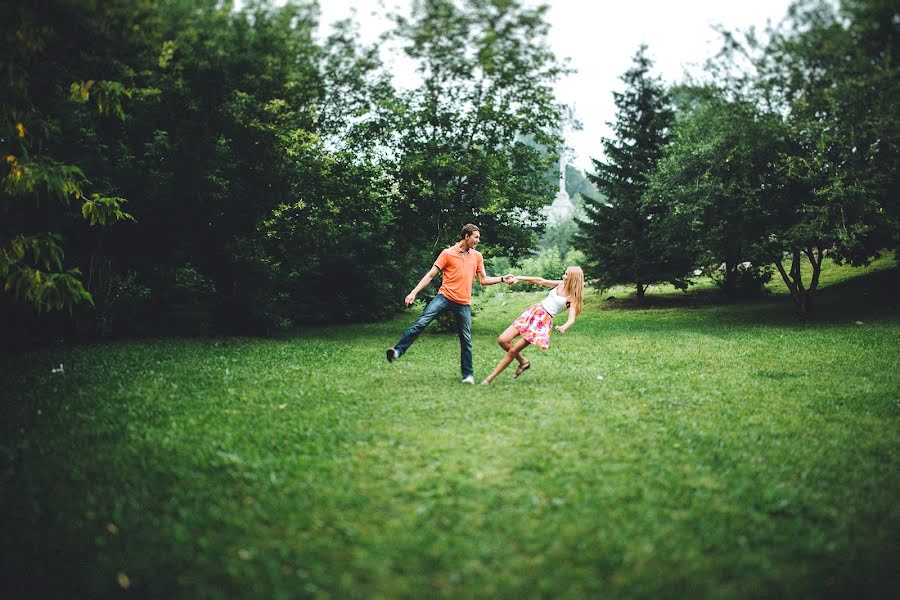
[483,337,531,384]
[497,325,527,366]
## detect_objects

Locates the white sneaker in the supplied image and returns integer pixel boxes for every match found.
[461,375,475,384]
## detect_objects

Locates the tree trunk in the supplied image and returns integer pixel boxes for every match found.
[798,245,825,317]
[793,288,811,317]
[635,281,645,303]
[771,246,825,318]
[723,259,737,297]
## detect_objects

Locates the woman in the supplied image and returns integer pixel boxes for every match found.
[481,266,584,384]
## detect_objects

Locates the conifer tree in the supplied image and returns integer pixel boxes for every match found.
[576,46,690,300]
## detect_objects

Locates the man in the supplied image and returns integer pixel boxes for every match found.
[386,223,511,384]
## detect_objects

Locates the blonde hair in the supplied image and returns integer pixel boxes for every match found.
[562,266,584,315]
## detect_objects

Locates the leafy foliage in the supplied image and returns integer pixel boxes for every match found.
[510,247,586,292]
[389,0,567,271]
[538,218,579,258]
[5,0,893,332]
[699,0,900,314]
[649,92,783,297]
[1,0,135,316]
[3,0,570,338]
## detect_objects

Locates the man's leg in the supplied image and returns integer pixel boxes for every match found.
[454,303,473,379]
[391,294,449,358]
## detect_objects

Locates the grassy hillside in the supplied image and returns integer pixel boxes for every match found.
[1,258,898,598]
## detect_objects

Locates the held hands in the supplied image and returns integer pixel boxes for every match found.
[502,274,518,285]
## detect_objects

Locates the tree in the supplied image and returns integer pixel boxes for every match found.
[565,163,601,204]
[389,0,567,275]
[538,219,578,257]
[93,0,399,331]
[0,0,577,335]
[649,92,784,297]
[1,0,135,317]
[112,0,328,332]
[576,46,691,300]
[0,0,407,335]
[765,0,898,314]
[255,17,403,324]
[707,0,899,315]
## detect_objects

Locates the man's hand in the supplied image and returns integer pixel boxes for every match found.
[404,292,417,307]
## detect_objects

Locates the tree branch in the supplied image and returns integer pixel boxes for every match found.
[773,256,797,297]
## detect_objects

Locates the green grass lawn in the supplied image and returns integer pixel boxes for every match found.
[2,257,898,599]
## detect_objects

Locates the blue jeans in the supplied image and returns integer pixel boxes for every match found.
[394,293,473,378]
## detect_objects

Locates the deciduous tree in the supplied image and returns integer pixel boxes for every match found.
[1,0,135,317]
[649,92,784,297]
[708,0,899,314]
[389,0,567,272]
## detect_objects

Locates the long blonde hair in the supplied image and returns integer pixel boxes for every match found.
[562,266,584,315]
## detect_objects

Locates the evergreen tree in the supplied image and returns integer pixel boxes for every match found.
[576,46,689,300]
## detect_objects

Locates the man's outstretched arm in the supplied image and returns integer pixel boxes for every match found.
[477,269,510,286]
[405,265,441,307]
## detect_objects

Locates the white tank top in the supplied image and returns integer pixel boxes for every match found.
[540,286,569,317]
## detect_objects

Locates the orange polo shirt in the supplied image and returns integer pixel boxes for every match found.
[434,244,484,305]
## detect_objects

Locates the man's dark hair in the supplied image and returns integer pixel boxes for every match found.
[461,223,479,239]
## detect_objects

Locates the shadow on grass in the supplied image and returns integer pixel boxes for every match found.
[600,286,765,310]
[595,265,899,327]
[0,426,272,599]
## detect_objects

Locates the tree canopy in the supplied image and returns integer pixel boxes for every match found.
[1,0,567,340]
[2,0,896,339]
[575,0,897,314]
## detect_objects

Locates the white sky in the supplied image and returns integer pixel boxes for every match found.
[297,1,793,171]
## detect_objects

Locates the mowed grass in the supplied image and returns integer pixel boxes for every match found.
[1,257,898,599]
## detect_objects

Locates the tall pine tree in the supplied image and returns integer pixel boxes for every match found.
[576,46,690,300]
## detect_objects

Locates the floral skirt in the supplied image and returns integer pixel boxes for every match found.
[512,303,553,351]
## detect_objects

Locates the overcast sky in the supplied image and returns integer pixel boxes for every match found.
[310,0,794,172]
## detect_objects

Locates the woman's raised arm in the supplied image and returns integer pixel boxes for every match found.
[511,276,561,287]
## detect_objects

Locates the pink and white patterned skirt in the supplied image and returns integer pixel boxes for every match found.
[512,303,553,350]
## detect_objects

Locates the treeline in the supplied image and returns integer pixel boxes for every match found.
[577,0,898,315]
[3,1,897,342]
[1,0,564,340]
